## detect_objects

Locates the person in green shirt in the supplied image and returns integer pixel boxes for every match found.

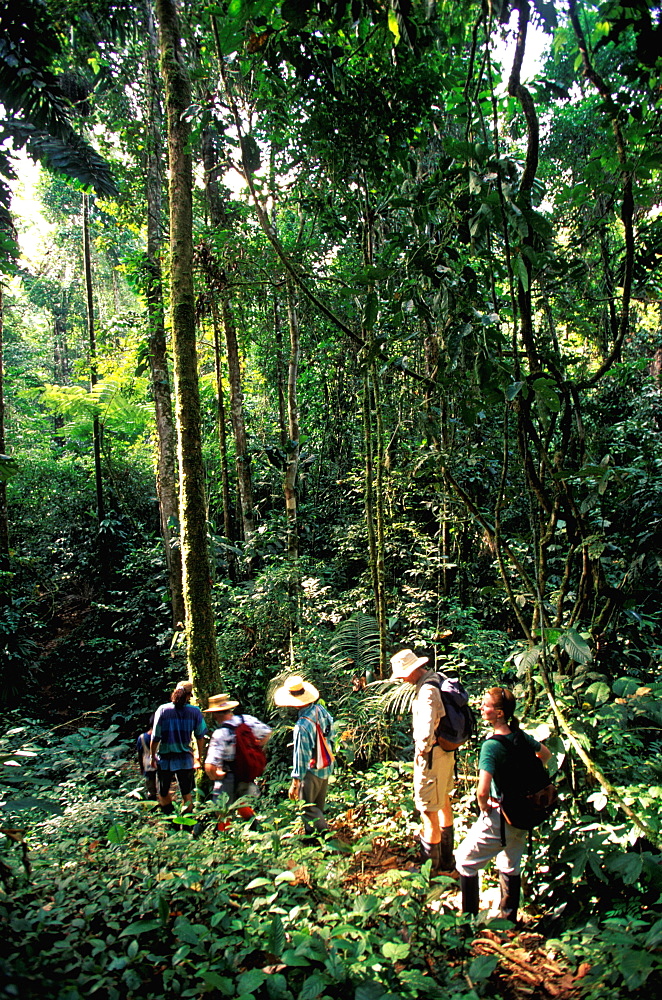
[455,686,551,922]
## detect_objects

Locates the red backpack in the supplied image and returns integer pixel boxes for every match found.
[225,716,267,783]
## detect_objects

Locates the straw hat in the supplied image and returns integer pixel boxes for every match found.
[273,674,319,707]
[203,693,239,713]
[390,649,429,680]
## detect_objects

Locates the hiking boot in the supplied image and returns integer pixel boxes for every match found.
[499,872,521,923]
[460,874,480,915]
[438,824,455,873]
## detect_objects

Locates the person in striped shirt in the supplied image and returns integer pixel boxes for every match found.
[274,675,334,835]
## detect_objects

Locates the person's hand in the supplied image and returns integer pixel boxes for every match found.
[288,778,301,800]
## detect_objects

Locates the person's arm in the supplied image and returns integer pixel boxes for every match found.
[476,769,493,813]
[204,760,226,781]
[288,717,311,798]
[536,742,552,765]
[195,736,206,769]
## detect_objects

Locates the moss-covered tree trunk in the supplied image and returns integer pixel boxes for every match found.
[143,0,184,629]
[155,0,219,701]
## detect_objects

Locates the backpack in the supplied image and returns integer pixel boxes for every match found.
[224,715,267,783]
[424,672,476,751]
[488,733,558,832]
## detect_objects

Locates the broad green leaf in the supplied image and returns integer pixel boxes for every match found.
[300,973,328,999]
[237,969,267,995]
[606,853,643,885]
[559,628,592,664]
[267,914,286,957]
[245,877,272,889]
[119,919,162,938]
[618,949,654,989]
[107,823,127,844]
[583,681,610,707]
[612,677,640,697]
[201,971,233,994]
[381,940,410,960]
[469,954,498,980]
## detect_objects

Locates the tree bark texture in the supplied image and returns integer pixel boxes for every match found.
[284,278,300,564]
[0,284,10,597]
[82,193,105,527]
[201,126,255,547]
[143,0,184,628]
[155,0,219,699]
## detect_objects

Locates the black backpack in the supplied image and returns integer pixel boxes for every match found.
[488,733,558,831]
[424,672,476,751]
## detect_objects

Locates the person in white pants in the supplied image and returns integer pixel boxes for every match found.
[455,686,551,921]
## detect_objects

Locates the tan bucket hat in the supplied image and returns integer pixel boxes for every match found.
[273,674,319,707]
[203,693,239,713]
[390,649,429,680]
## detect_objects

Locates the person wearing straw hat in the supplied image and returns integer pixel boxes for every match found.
[202,693,272,804]
[273,674,334,836]
[149,680,207,815]
[391,649,456,875]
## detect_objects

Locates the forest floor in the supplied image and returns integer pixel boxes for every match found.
[330,818,585,1000]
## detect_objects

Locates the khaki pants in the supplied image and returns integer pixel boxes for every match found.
[413,745,454,814]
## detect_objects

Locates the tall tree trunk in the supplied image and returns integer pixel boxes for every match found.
[143,0,184,628]
[82,193,105,527]
[284,278,300,564]
[274,294,287,449]
[0,285,10,602]
[201,126,255,549]
[223,296,255,545]
[210,294,233,545]
[155,0,219,700]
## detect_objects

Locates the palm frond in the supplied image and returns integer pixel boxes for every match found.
[328,612,381,677]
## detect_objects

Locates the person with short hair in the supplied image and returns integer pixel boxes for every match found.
[391,648,456,874]
[455,686,552,922]
[150,681,207,815]
[273,674,334,835]
[203,693,272,804]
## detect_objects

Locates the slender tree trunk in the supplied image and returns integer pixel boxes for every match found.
[143,0,184,627]
[223,296,255,544]
[210,294,233,544]
[155,0,219,700]
[274,294,287,449]
[201,126,255,547]
[0,285,10,602]
[82,193,105,526]
[284,278,300,563]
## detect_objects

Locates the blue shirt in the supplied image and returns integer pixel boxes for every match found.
[292,703,334,780]
[152,703,207,771]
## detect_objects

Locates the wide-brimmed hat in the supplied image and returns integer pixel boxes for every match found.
[203,693,239,713]
[273,674,319,707]
[390,649,429,680]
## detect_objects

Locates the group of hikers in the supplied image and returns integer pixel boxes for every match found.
[136,649,555,923]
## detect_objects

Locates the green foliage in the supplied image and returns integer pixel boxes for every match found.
[0,718,479,1000]
[329,612,381,681]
